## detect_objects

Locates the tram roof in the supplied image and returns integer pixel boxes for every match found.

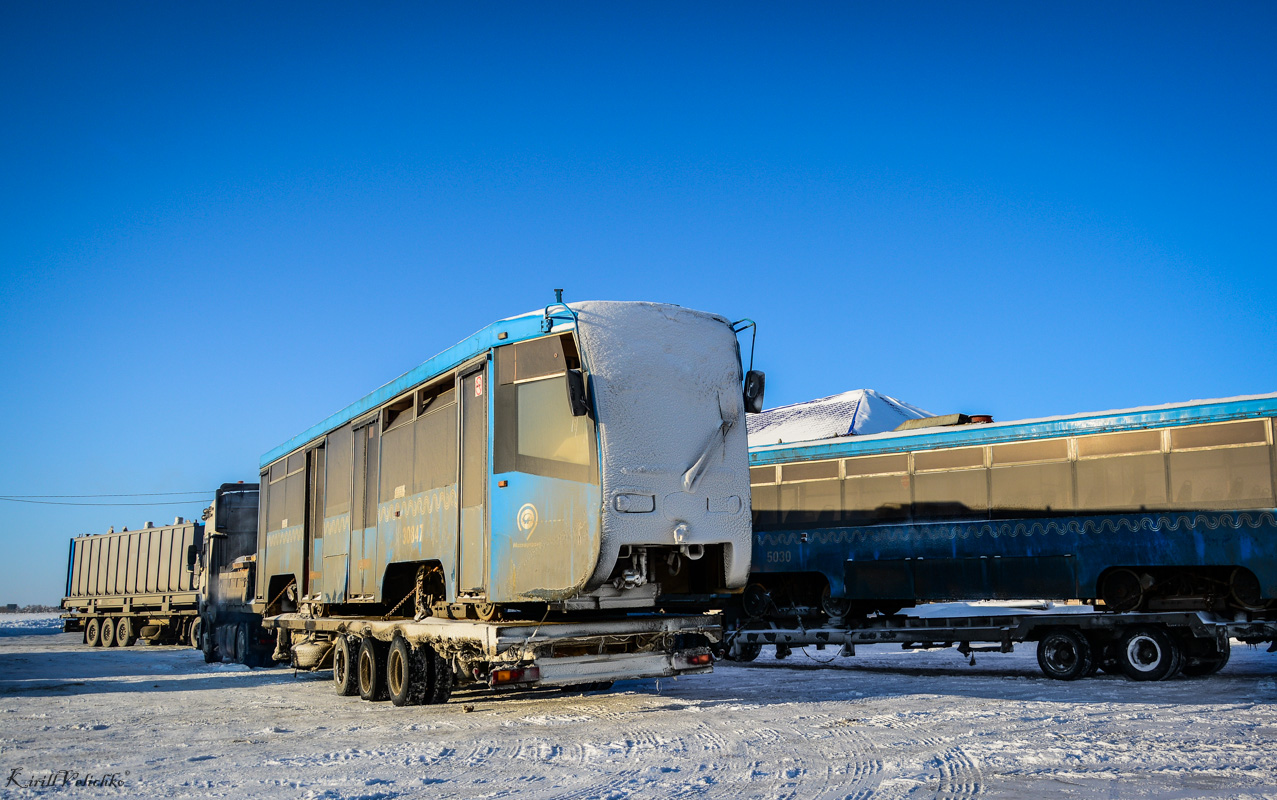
[260,307,571,468]
[749,391,1277,466]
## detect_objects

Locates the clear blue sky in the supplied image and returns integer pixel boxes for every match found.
[2,3,1274,604]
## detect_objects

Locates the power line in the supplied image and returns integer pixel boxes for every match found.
[0,490,216,498]
[0,497,212,507]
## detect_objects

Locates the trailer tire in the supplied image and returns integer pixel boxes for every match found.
[387,636,427,706]
[1036,629,1093,681]
[117,617,137,647]
[332,636,359,696]
[358,636,388,701]
[189,618,202,650]
[1182,638,1231,677]
[101,617,118,648]
[423,644,453,705]
[728,642,762,662]
[1117,626,1182,681]
[85,617,102,647]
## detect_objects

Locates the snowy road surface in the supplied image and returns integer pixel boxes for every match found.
[2,617,1276,799]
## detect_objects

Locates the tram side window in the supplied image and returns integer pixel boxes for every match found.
[414,382,458,493]
[780,479,842,526]
[494,336,597,483]
[380,422,414,503]
[266,456,305,531]
[325,424,353,518]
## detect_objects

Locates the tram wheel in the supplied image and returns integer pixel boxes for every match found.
[742,583,772,618]
[1229,568,1265,612]
[1036,629,1094,681]
[820,585,853,619]
[1101,569,1145,612]
[1117,626,1182,681]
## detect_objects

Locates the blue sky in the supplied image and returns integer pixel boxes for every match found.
[2,3,1274,604]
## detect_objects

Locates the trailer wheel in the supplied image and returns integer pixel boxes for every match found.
[1182,638,1231,677]
[189,618,202,650]
[358,636,388,701]
[727,642,762,662]
[332,636,359,696]
[203,622,221,663]
[1117,626,1182,681]
[117,617,137,647]
[387,636,427,706]
[423,644,453,705]
[85,617,102,647]
[101,617,118,648]
[1036,629,1093,680]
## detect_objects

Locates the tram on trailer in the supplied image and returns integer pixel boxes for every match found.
[746,393,1277,619]
[255,298,764,623]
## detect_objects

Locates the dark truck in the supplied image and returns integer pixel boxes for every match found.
[197,482,276,665]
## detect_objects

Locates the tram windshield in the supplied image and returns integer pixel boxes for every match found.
[494,334,598,484]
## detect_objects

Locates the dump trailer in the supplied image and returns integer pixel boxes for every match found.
[62,518,205,648]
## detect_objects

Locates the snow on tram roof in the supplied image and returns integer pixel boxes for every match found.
[746,389,933,447]
[750,390,1277,465]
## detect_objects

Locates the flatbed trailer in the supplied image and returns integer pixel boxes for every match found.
[725,608,1277,682]
[266,611,720,704]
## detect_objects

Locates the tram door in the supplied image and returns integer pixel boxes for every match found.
[458,364,488,595]
[305,444,325,599]
[350,420,380,598]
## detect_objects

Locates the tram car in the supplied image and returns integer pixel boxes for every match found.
[745,392,1277,621]
[255,298,763,622]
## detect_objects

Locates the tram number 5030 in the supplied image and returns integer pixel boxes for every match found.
[765,550,792,564]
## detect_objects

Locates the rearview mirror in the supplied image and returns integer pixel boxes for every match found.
[743,370,766,414]
[565,369,590,417]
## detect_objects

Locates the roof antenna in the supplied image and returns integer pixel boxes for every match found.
[554,288,563,303]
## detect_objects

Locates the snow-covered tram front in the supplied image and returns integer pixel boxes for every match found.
[489,301,757,611]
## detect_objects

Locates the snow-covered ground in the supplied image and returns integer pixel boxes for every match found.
[0,611,63,637]
[2,620,1276,799]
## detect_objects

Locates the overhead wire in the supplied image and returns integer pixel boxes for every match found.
[0,489,217,506]
[0,498,212,507]
[0,491,216,498]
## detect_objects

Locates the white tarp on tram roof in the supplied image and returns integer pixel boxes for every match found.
[746,389,933,446]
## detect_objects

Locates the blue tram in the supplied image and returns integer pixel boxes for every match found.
[255,298,762,621]
[746,393,1277,618]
